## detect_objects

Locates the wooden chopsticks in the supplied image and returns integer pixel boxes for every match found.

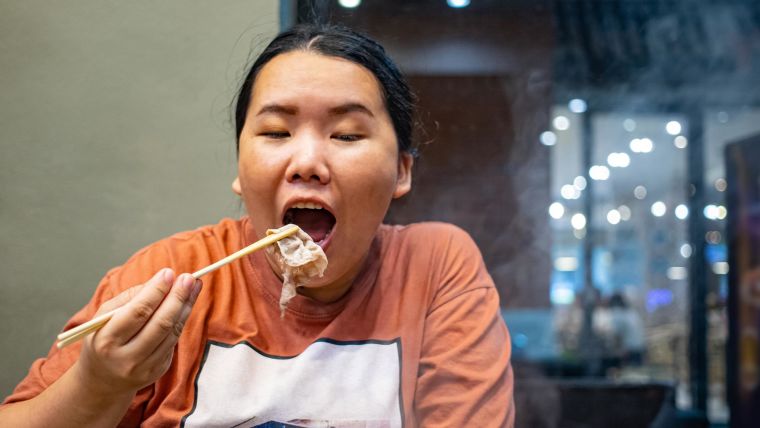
[55,225,299,349]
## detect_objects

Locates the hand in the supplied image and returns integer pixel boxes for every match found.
[74,268,202,398]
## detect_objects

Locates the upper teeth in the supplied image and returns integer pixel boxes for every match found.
[292,202,323,210]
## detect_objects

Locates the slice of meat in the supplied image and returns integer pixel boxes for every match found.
[266,224,328,317]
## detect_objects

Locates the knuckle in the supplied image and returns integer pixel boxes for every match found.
[172,320,185,337]
[91,335,116,357]
[155,317,183,338]
[170,289,190,305]
[91,341,108,358]
[155,317,175,334]
[132,303,154,323]
[147,284,169,301]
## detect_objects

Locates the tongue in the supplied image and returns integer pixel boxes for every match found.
[290,209,334,242]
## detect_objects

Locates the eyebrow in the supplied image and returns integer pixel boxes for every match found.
[256,104,297,116]
[255,102,374,118]
[328,103,374,118]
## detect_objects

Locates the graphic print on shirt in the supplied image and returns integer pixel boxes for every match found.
[181,338,403,428]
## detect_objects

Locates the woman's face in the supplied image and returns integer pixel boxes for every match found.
[234,51,413,302]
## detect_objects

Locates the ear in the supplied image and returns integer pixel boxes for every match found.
[392,152,414,199]
[231,176,242,196]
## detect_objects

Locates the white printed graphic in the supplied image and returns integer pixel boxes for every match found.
[182,339,402,428]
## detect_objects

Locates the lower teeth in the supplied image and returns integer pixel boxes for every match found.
[319,227,333,243]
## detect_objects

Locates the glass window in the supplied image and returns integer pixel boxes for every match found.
[299,0,760,425]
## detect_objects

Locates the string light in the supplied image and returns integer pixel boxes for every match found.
[667,267,688,281]
[665,121,682,135]
[717,206,727,220]
[561,184,581,200]
[554,257,579,271]
[549,202,565,219]
[571,213,587,230]
[651,201,667,217]
[589,165,610,180]
[712,262,729,275]
[634,186,647,200]
[618,205,631,221]
[447,0,470,7]
[680,244,692,258]
[607,209,621,225]
[607,152,631,168]
[553,115,570,131]
[630,138,653,153]
[715,178,727,192]
[573,176,587,190]
[675,204,689,220]
[704,205,718,220]
[706,231,722,244]
[338,0,361,7]
[540,131,557,146]
[568,99,588,113]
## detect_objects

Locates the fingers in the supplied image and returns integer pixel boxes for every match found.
[76,269,202,396]
[100,268,176,344]
[95,284,145,315]
[140,298,195,372]
[125,274,201,356]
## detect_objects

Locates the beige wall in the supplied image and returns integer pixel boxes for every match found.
[0,1,279,397]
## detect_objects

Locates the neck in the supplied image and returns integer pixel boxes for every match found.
[297,252,369,303]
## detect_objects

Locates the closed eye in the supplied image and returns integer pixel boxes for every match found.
[260,131,290,139]
[332,134,364,142]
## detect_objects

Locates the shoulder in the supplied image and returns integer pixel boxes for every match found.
[379,222,483,269]
[151,216,243,247]
[380,221,478,253]
[135,216,243,254]
[100,217,246,295]
[379,221,493,298]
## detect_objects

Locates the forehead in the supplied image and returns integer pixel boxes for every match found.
[250,51,385,111]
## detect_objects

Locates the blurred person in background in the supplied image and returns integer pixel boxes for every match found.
[596,293,646,372]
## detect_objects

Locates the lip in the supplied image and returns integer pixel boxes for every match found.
[280,196,337,251]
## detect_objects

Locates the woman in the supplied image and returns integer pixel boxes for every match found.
[0,24,514,427]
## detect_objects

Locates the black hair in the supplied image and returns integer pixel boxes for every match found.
[234,24,416,155]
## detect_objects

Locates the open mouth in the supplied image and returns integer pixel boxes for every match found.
[282,202,336,247]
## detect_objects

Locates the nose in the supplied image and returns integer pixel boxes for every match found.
[285,132,331,185]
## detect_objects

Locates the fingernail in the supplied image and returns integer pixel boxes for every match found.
[162,268,175,285]
[191,279,203,301]
[181,274,194,289]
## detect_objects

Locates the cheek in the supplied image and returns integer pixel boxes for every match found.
[344,154,399,212]
[237,149,282,203]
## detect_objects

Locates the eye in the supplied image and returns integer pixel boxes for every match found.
[332,134,364,142]
[260,131,290,139]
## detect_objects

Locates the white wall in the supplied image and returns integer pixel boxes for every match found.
[0,0,279,397]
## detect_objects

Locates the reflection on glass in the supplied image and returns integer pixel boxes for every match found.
[549,202,565,220]
[553,115,570,131]
[540,130,557,146]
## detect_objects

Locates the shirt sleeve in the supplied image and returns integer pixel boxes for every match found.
[414,225,515,427]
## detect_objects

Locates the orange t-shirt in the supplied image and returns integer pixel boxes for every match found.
[3,218,514,427]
